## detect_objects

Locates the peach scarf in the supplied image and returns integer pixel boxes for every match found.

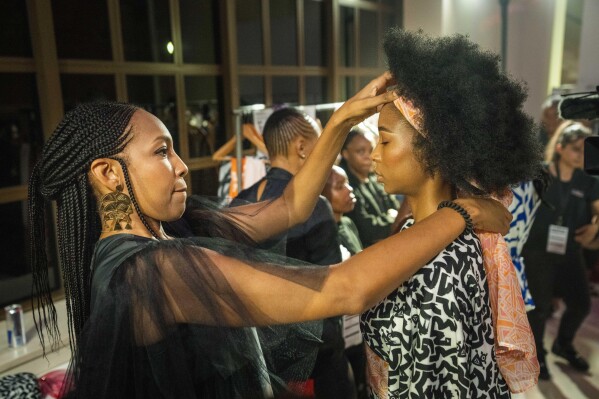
[477,193,539,393]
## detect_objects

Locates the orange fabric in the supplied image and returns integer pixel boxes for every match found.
[393,97,423,135]
[477,193,539,393]
[228,158,246,198]
[365,344,388,399]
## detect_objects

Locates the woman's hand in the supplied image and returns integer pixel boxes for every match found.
[575,223,599,246]
[328,72,398,130]
[454,198,512,235]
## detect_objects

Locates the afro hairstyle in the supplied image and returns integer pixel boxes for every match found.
[384,28,543,195]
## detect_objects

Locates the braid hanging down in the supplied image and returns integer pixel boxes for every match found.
[113,157,160,239]
[29,102,142,358]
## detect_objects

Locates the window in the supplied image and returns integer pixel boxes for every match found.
[270,0,298,66]
[52,0,112,60]
[0,1,32,57]
[185,76,224,157]
[180,0,221,64]
[61,74,117,112]
[120,0,174,63]
[236,0,263,65]
[0,73,57,306]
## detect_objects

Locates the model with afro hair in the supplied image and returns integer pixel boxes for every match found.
[360,29,541,398]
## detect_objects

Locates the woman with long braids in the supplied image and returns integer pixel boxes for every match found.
[29,73,511,399]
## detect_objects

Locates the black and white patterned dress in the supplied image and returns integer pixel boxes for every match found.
[361,220,510,398]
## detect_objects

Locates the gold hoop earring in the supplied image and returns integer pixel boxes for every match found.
[100,184,133,231]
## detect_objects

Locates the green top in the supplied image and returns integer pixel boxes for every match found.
[341,165,399,248]
[337,216,363,256]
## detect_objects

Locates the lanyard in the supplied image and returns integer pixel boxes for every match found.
[554,161,573,226]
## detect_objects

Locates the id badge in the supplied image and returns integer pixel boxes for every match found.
[546,224,569,255]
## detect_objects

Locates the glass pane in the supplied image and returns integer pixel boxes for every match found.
[315,108,334,128]
[0,0,32,57]
[127,75,179,152]
[304,0,326,66]
[305,76,328,105]
[180,0,220,64]
[52,0,112,59]
[0,200,59,306]
[339,6,355,67]
[190,168,219,197]
[0,74,43,189]
[359,10,378,67]
[270,0,297,65]
[272,77,298,105]
[185,76,224,158]
[382,13,398,68]
[561,0,584,85]
[120,0,173,62]
[338,76,355,101]
[239,76,265,106]
[382,10,398,32]
[61,74,116,112]
[236,0,263,65]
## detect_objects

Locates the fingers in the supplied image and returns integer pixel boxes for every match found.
[356,90,398,111]
[369,71,395,94]
[354,72,395,99]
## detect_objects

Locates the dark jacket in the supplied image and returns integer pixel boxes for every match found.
[340,160,399,247]
[231,167,342,265]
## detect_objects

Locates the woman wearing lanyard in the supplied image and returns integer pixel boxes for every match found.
[522,121,599,380]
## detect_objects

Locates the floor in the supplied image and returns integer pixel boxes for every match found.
[514,292,599,399]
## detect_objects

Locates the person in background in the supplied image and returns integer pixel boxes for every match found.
[538,95,563,148]
[231,108,354,398]
[504,174,549,311]
[523,121,599,380]
[322,166,362,257]
[340,126,399,247]
[322,165,367,398]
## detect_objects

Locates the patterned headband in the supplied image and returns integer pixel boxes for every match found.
[392,95,425,137]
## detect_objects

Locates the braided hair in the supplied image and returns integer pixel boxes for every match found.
[28,102,157,356]
[262,108,320,158]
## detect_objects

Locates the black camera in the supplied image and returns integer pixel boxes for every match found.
[558,86,599,175]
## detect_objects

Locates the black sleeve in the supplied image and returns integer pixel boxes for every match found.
[74,237,326,399]
[286,197,342,265]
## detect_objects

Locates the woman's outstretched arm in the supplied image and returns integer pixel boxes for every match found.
[210,201,509,325]
[137,199,509,343]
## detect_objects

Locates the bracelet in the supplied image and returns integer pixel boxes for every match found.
[437,200,474,235]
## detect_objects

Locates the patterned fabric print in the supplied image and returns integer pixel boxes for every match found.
[361,220,510,399]
[478,232,539,393]
[505,182,541,310]
[0,372,41,399]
